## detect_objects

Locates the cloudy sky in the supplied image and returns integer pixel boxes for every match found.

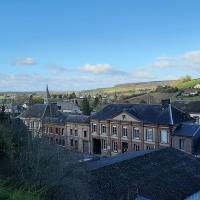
[0,0,200,91]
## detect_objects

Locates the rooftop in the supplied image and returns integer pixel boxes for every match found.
[91,103,193,125]
[174,124,200,137]
[89,148,200,200]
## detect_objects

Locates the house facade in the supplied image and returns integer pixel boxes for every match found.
[90,102,194,156]
[43,114,91,154]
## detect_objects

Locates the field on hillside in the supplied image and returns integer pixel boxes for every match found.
[177,79,200,89]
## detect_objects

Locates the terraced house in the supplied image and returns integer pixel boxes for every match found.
[90,100,196,156]
[43,114,91,154]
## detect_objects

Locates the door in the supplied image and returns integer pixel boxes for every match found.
[122,142,128,153]
[93,139,101,154]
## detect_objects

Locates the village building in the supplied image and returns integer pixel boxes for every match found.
[172,101,200,124]
[90,101,195,156]
[43,114,91,154]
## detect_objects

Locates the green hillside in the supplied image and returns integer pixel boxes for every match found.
[178,79,200,89]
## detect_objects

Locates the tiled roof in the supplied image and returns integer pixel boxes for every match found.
[91,103,192,125]
[174,124,200,137]
[89,148,200,200]
[172,101,200,113]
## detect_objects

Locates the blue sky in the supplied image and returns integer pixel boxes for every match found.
[0,0,200,91]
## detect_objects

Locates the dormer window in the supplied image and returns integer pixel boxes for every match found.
[122,114,126,120]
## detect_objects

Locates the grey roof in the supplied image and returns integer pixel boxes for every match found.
[174,124,200,137]
[172,101,200,113]
[64,113,90,124]
[88,150,156,171]
[91,103,193,125]
[18,103,59,119]
[43,113,90,124]
[57,102,80,111]
[89,148,200,200]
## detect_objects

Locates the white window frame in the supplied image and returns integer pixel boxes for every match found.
[102,139,107,150]
[101,124,106,134]
[92,123,97,132]
[160,129,168,144]
[146,128,153,142]
[112,141,118,152]
[112,125,117,135]
[122,127,128,137]
[133,128,140,139]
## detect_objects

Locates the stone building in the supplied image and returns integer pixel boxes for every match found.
[90,102,194,156]
[43,114,91,154]
[172,124,200,154]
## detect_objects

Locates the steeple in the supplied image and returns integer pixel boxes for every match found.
[44,84,51,104]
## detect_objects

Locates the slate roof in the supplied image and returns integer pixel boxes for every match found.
[64,113,90,124]
[43,113,90,124]
[88,148,200,200]
[91,103,192,125]
[174,124,200,137]
[172,101,200,113]
[18,103,60,119]
[57,102,80,112]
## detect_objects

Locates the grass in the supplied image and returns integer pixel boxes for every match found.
[0,184,42,200]
[178,79,200,89]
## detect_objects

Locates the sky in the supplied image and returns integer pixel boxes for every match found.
[0,0,200,91]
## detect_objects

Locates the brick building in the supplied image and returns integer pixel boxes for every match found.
[90,102,196,156]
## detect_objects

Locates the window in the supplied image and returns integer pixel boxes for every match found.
[146,128,153,142]
[75,140,78,150]
[133,128,140,139]
[122,127,128,137]
[58,128,61,135]
[70,139,73,147]
[61,128,64,135]
[92,123,97,132]
[146,145,155,150]
[75,130,78,137]
[101,124,106,134]
[102,139,107,150]
[122,114,126,120]
[50,137,54,144]
[112,141,118,152]
[70,129,73,136]
[56,128,58,134]
[160,129,168,144]
[84,131,87,137]
[55,138,58,144]
[62,140,65,146]
[112,126,117,135]
[179,139,185,150]
[134,144,140,151]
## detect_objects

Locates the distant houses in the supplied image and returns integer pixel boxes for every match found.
[18,85,200,156]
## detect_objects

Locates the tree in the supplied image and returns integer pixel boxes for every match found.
[81,98,91,115]
[93,96,100,108]
[69,92,76,99]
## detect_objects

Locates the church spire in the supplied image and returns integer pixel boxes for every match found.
[44,84,51,104]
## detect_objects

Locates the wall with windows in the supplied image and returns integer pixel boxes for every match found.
[91,119,172,155]
[172,136,192,154]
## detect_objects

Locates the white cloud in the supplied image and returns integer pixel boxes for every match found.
[80,64,112,74]
[45,64,72,73]
[152,56,175,69]
[183,51,200,64]
[15,57,37,65]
